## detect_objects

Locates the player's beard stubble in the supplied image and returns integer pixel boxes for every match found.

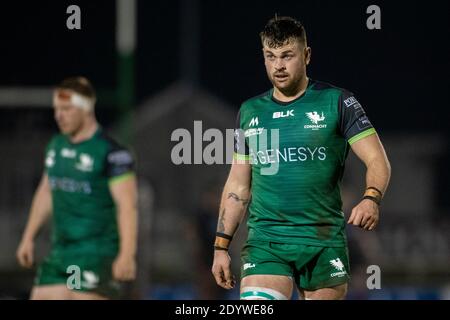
[269,69,305,97]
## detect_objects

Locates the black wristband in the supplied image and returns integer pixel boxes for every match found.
[216,232,233,240]
[214,246,228,251]
[363,195,381,206]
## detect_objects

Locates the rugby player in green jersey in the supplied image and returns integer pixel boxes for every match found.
[16,77,138,299]
[212,16,391,300]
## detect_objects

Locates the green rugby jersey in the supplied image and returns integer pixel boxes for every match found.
[44,128,135,255]
[234,79,376,247]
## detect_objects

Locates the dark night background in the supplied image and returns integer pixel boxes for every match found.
[0,1,448,300]
[1,1,449,131]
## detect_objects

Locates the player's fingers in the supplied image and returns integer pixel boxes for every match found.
[16,250,24,266]
[368,219,378,231]
[127,267,136,281]
[212,274,224,287]
[129,267,136,280]
[122,273,131,281]
[117,268,128,281]
[17,255,24,267]
[347,208,356,224]
[362,214,374,229]
[230,275,236,288]
[26,252,34,268]
[223,266,234,289]
[368,215,378,229]
[19,250,32,268]
[360,212,372,227]
[112,263,122,280]
[121,268,131,281]
[363,219,372,230]
[212,266,226,288]
[17,248,25,266]
[216,274,228,289]
[352,211,363,226]
[119,271,128,281]
[120,265,132,280]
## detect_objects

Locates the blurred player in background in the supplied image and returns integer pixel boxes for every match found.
[211,16,391,300]
[16,77,138,299]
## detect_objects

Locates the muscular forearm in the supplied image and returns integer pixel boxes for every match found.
[365,155,391,196]
[117,206,138,257]
[216,182,251,236]
[22,186,52,241]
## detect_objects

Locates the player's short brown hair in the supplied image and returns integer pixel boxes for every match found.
[260,16,307,48]
[56,76,96,100]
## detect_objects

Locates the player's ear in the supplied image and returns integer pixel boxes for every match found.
[304,46,311,65]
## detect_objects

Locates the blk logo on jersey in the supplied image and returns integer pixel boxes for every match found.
[273,110,294,119]
[61,148,76,158]
[243,263,256,270]
[108,150,133,166]
[304,111,327,130]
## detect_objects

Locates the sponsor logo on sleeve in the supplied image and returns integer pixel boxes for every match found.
[356,115,372,130]
[343,96,358,107]
[108,150,133,166]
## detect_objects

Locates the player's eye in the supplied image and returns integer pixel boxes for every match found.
[266,54,275,60]
[283,55,293,60]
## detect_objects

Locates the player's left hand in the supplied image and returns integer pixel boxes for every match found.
[112,253,136,281]
[348,198,379,231]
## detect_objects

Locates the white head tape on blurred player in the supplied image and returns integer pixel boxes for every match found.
[53,90,94,111]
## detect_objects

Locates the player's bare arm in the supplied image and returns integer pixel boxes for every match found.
[227,192,250,206]
[110,174,138,281]
[348,133,391,230]
[16,174,52,268]
[212,161,251,289]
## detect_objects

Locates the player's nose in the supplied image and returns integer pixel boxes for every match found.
[274,58,285,70]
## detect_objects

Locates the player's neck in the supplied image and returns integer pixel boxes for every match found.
[69,118,99,144]
[273,76,309,103]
